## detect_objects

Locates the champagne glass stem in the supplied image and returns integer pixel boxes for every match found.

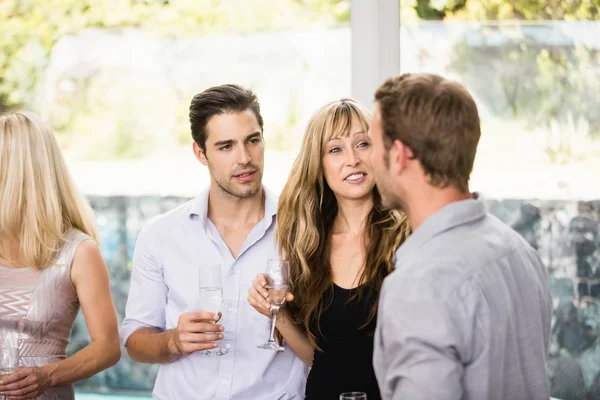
[268,306,280,344]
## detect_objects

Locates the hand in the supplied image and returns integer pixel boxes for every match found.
[168,310,224,356]
[248,273,294,318]
[0,366,51,400]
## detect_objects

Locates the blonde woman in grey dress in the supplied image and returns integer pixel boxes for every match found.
[0,112,120,399]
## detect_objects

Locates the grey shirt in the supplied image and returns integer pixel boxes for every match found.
[373,198,552,400]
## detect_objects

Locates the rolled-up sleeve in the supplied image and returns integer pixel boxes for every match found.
[374,271,471,400]
[121,219,167,346]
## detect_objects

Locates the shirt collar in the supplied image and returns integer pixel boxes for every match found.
[189,186,211,223]
[263,186,278,220]
[394,195,487,263]
[188,186,277,224]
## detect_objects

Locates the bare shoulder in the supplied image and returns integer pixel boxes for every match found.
[71,239,108,285]
[73,239,103,262]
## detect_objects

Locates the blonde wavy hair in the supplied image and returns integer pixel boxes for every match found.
[276,99,410,348]
[0,111,98,269]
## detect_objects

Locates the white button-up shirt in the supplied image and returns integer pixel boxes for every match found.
[122,187,307,399]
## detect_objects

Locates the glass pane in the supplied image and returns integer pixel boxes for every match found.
[1,1,352,396]
[400,20,600,198]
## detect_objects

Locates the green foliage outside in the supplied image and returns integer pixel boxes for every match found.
[1,0,351,158]
[1,0,599,161]
[405,0,600,163]
[0,0,350,113]
[405,0,599,20]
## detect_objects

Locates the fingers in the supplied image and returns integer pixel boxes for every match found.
[249,281,270,308]
[178,321,223,335]
[0,369,30,387]
[175,327,224,355]
[256,273,267,286]
[5,393,38,400]
[248,284,271,319]
[247,293,270,316]
[253,278,269,299]
[180,332,224,343]
[180,310,220,323]
[1,382,38,399]
[196,322,223,333]
[0,370,37,397]
[178,341,220,355]
[254,274,294,302]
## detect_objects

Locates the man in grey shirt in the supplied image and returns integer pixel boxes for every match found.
[368,73,553,400]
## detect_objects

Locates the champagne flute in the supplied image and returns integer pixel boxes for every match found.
[0,346,18,400]
[198,263,227,356]
[340,393,367,400]
[257,259,290,351]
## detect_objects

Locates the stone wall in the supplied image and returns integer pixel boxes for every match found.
[69,196,600,399]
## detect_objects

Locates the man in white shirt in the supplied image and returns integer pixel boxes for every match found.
[121,84,307,399]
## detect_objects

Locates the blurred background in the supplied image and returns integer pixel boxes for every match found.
[1,0,599,398]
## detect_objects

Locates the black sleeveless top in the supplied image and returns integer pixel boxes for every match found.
[305,283,381,400]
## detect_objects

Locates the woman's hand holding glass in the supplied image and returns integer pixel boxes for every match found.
[250,260,293,351]
[248,273,294,318]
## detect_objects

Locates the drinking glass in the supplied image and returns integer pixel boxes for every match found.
[198,263,227,356]
[0,346,18,400]
[340,393,367,400]
[257,259,290,351]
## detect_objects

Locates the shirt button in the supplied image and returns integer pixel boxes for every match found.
[228,306,234,312]
[222,380,228,386]
[225,344,231,349]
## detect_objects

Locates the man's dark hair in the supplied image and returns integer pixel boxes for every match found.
[189,84,264,151]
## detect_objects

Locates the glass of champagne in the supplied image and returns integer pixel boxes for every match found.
[340,393,367,400]
[198,263,226,356]
[0,346,18,400]
[257,259,290,351]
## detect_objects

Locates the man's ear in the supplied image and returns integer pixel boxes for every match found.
[390,139,412,176]
[193,141,208,166]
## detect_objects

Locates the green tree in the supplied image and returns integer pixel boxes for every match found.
[406,0,600,162]
[0,0,349,159]
[403,0,600,20]
[0,0,348,113]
